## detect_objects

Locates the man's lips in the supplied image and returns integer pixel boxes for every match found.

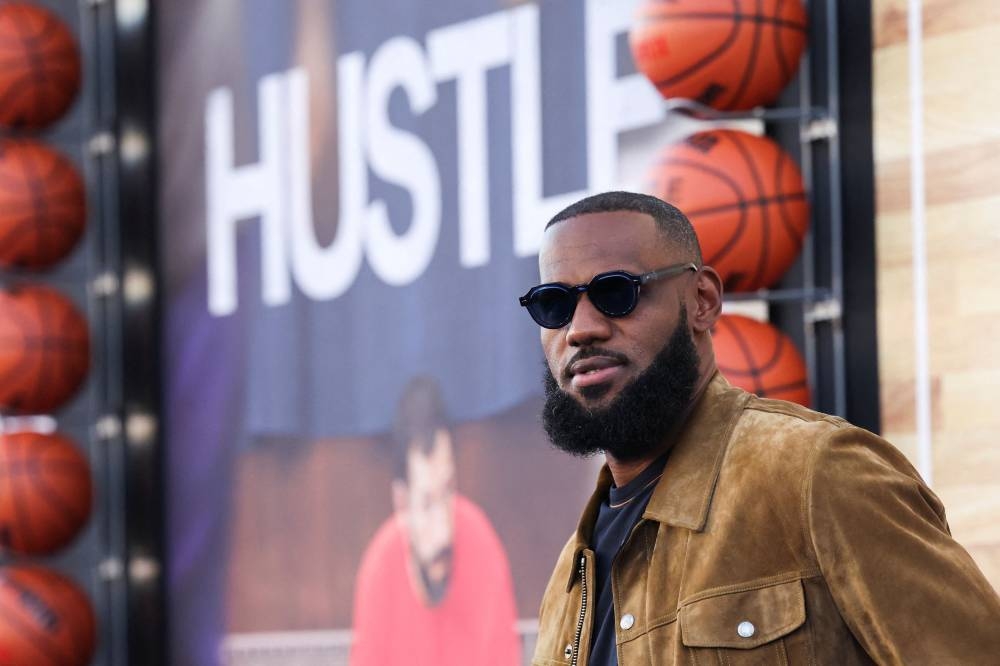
[568,355,626,390]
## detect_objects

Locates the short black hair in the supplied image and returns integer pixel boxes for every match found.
[546,191,703,264]
[391,376,449,481]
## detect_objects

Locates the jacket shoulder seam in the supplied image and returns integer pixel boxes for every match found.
[744,397,848,427]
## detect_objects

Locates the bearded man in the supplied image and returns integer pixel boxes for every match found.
[521,191,1000,665]
[350,377,519,666]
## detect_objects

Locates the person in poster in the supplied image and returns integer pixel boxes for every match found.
[350,377,520,665]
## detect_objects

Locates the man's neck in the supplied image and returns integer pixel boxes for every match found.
[604,368,716,487]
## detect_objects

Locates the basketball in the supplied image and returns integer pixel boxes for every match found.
[0,141,86,270]
[713,314,810,406]
[0,3,81,129]
[629,0,808,110]
[0,285,90,414]
[0,565,96,666]
[645,129,809,292]
[0,432,92,555]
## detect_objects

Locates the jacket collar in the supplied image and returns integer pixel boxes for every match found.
[642,372,749,530]
[565,372,748,591]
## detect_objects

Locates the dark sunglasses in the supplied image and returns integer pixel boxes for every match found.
[519,262,698,329]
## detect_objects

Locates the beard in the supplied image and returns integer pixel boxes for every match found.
[541,307,700,462]
[415,545,453,606]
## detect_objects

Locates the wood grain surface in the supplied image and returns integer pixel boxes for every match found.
[874,0,1000,590]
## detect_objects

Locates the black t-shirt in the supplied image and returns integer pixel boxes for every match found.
[588,455,668,666]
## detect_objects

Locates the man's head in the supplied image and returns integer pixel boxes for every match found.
[532,191,723,461]
[391,376,456,605]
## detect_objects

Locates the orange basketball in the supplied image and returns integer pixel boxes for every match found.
[0,285,89,414]
[0,432,92,555]
[0,141,86,270]
[0,565,96,666]
[0,3,81,129]
[630,0,807,110]
[645,129,809,292]
[713,314,810,406]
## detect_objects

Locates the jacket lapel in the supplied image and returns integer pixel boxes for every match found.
[643,373,749,531]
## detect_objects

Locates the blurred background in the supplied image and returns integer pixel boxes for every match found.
[0,1,996,665]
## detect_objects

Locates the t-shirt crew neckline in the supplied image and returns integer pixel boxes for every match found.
[607,451,669,508]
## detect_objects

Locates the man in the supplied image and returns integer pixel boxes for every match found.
[350,376,520,666]
[522,191,1000,665]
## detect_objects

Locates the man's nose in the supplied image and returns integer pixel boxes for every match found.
[565,294,613,347]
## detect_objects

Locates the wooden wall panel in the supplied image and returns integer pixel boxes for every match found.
[874,0,1000,590]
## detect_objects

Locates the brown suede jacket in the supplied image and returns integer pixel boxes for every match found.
[533,374,1000,665]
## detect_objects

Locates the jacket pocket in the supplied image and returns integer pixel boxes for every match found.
[679,578,807,663]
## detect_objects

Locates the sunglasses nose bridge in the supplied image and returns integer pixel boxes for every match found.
[565,284,616,339]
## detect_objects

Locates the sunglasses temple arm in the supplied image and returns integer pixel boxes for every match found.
[642,263,699,283]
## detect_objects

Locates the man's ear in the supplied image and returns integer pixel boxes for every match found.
[392,478,409,515]
[690,266,723,333]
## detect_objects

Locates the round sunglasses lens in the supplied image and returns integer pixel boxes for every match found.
[589,274,637,316]
[530,286,573,328]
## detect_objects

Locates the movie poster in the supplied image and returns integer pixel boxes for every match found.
[158,1,694,663]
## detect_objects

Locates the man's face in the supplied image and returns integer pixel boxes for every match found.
[538,211,692,408]
[398,428,456,602]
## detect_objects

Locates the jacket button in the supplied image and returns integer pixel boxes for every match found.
[564,644,573,659]
[619,613,635,630]
[737,621,756,638]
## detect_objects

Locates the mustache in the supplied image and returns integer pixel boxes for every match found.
[562,347,630,380]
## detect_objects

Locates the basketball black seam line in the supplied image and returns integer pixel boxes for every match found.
[29,289,86,413]
[8,6,48,125]
[11,438,35,551]
[0,75,47,123]
[0,194,84,266]
[657,153,751,266]
[0,294,39,409]
[638,12,807,33]
[47,295,78,412]
[774,150,807,246]
[651,0,743,89]
[1,188,83,219]
[65,301,90,396]
[0,438,18,548]
[28,160,83,259]
[31,15,80,122]
[1,189,84,218]
[20,144,50,273]
[726,0,764,110]
[683,191,806,217]
[773,0,793,80]
[39,459,88,475]
[30,288,52,411]
[29,460,87,536]
[721,316,766,395]
[2,9,76,127]
[31,439,88,533]
[757,329,787,374]
[20,10,68,96]
[661,152,747,264]
[0,53,75,69]
[55,292,89,411]
[20,338,82,352]
[726,131,773,289]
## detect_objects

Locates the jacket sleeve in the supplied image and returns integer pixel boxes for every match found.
[807,426,1000,664]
